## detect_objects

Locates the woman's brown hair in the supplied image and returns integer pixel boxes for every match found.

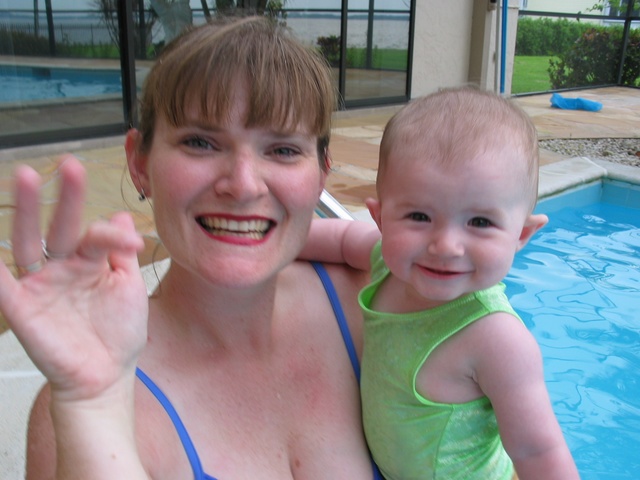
[138,16,337,169]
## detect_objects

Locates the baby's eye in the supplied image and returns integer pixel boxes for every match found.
[183,136,215,150]
[408,212,430,222]
[469,217,493,228]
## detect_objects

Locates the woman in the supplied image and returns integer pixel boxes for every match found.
[0,17,379,479]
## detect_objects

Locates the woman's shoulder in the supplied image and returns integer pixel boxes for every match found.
[285,260,369,297]
[282,261,368,354]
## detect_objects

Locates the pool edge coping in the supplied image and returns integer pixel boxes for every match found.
[538,157,640,200]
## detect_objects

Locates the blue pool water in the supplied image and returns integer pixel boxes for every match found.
[0,65,122,103]
[505,179,640,479]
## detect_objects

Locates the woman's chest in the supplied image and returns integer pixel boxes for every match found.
[135,346,370,479]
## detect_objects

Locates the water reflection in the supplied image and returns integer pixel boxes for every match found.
[505,200,640,477]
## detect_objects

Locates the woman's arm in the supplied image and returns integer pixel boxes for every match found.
[0,157,150,479]
[299,218,380,271]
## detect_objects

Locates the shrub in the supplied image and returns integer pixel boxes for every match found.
[548,26,640,88]
[516,17,592,56]
[0,27,124,59]
[0,28,52,56]
[621,29,640,86]
[316,35,341,67]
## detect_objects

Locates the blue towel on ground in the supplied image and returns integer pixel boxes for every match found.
[550,93,602,112]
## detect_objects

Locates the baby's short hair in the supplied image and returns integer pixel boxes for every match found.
[378,86,540,209]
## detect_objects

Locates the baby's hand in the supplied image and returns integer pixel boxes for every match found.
[0,156,148,403]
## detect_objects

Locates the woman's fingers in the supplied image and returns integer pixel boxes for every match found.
[12,165,43,272]
[105,212,145,273]
[12,156,87,273]
[76,215,144,265]
[10,157,143,278]
[44,156,87,261]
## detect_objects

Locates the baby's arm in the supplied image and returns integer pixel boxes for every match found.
[299,218,381,271]
[473,314,579,479]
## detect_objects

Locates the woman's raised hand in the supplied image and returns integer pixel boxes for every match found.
[0,156,149,403]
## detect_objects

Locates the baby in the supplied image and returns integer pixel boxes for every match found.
[302,87,579,479]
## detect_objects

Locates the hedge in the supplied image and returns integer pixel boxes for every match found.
[516,17,593,56]
[0,28,52,56]
[548,26,640,88]
[516,16,640,88]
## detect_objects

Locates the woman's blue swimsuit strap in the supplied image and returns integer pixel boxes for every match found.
[136,261,381,480]
[136,367,217,480]
[310,262,383,480]
[310,262,361,381]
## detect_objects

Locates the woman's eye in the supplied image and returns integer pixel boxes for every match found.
[272,146,300,158]
[408,212,430,222]
[469,217,492,228]
[183,136,214,150]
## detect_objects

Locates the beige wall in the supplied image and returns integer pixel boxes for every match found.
[411,0,519,97]
[410,0,474,97]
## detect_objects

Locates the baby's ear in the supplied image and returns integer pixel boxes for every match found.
[517,213,548,250]
[365,197,382,230]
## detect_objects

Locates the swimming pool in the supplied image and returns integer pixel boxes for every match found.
[0,64,122,103]
[505,179,640,479]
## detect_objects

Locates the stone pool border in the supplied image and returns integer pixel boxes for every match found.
[539,157,640,200]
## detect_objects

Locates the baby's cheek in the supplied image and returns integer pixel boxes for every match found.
[478,246,515,283]
[380,238,412,275]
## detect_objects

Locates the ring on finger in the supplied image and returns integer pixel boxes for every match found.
[16,257,46,277]
[42,240,71,261]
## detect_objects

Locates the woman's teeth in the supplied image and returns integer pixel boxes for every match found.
[198,217,272,239]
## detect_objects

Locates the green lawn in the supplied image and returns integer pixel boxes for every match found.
[343,53,556,91]
[512,55,556,94]
[347,47,408,70]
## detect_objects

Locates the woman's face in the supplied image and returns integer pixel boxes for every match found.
[129,93,327,288]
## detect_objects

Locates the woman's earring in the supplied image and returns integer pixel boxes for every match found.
[138,188,147,202]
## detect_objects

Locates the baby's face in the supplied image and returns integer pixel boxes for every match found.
[372,146,536,308]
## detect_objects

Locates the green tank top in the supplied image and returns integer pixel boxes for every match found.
[359,242,516,480]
